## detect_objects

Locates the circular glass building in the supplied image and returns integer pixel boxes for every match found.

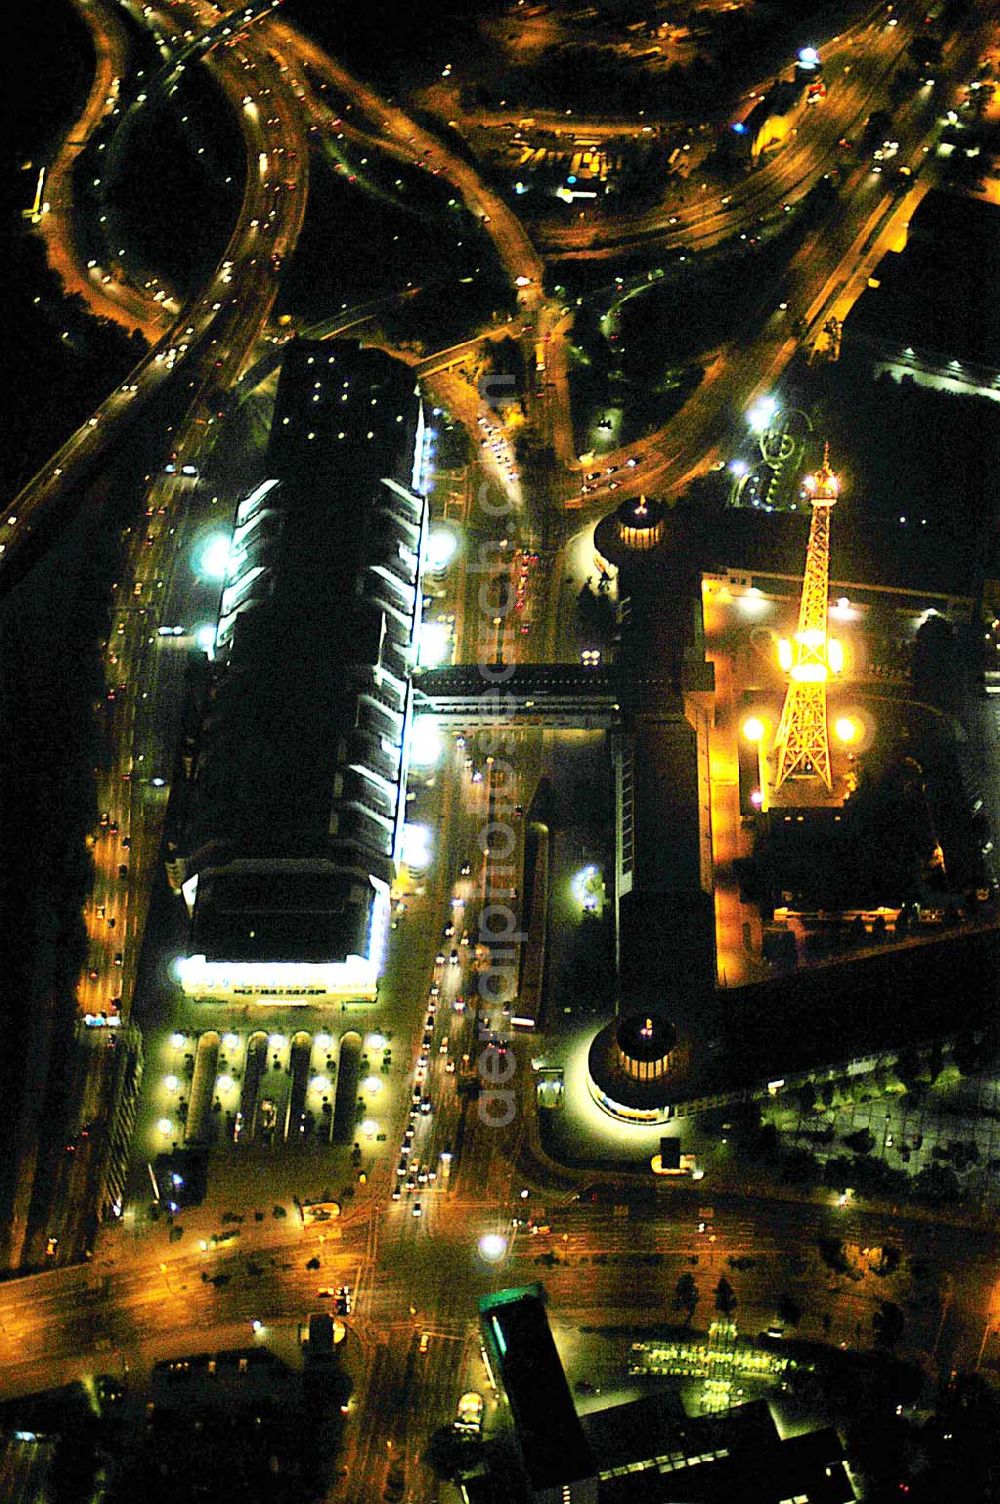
[587,1009,680,1123]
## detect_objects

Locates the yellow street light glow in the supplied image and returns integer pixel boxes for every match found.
[223,1032,240,1051]
[315,1033,331,1050]
[364,1075,382,1094]
[157,1118,173,1136]
[791,663,828,682]
[361,1118,379,1137]
[778,639,793,671]
[216,1074,233,1092]
[742,716,765,743]
[835,716,859,744]
[828,637,844,673]
[311,1075,330,1092]
[164,1075,178,1092]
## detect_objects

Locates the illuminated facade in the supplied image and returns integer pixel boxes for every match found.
[176,342,427,1004]
[587,1011,681,1124]
[616,1012,676,1082]
[729,74,812,162]
[771,448,840,793]
[616,494,665,551]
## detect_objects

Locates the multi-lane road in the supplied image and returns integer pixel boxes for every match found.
[6,0,1000,1494]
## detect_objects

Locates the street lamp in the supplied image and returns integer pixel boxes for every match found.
[194,532,231,581]
[747,396,778,434]
[478,1233,507,1262]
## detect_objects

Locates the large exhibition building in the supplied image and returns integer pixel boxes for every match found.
[174,341,430,1004]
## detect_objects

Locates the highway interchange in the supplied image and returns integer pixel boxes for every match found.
[4,0,1000,1496]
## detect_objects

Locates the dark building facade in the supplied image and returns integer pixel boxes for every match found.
[175,341,429,1003]
[842,189,1000,401]
[480,1286,599,1504]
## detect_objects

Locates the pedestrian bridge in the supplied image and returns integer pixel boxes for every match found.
[412,664,622,728]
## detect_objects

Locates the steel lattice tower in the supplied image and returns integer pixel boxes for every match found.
[772,447,840,792]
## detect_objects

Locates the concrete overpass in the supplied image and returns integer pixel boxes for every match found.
[412,664,623,728]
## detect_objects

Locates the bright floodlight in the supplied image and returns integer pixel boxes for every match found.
[747,396,778,433]
[315,1032,331,1051]
[728,459,749,477]
[195,623,217,653]
[223,1032,240,1051]
[367,1033,385,1051]
[798,46,820,68]
[216,1074,233,1092]
[195,532,231,581]
[418,620,452,668]
[410,714,443,769]
[478,1233,507,1262]
[364,1075,382,1094]
[361,1118,379,1138]
[402,822,433,870]
[835,716,859,744]
[157,1118,173,1136]
[311,1075,330,1093]
[164,1075,178,1092]
[426,527,458,573]
[571,864,602,913]
[742,716,765,743]
[170,1032,185,1049]
[268,1033,286,1050]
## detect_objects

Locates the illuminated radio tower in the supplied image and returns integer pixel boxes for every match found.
[772,446,841,793]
